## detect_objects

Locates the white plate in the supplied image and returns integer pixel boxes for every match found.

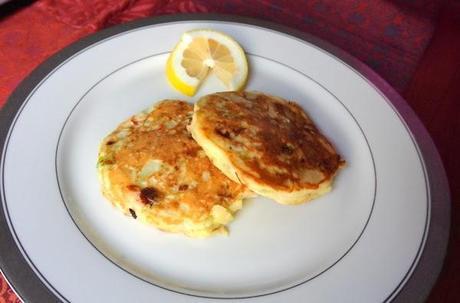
[0,16,450,303]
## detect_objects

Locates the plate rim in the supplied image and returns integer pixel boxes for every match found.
[0,13,450,303]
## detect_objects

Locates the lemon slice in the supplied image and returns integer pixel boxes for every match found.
[166,29,248,96]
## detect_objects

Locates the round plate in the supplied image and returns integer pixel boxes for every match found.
[0,15,450,303]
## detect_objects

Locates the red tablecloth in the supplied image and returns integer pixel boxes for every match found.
[1,0,458,302]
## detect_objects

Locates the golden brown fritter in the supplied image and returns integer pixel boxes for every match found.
[97,100,249,237]
[191,91,344,204]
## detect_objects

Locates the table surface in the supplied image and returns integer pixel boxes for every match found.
[0,0,458,302]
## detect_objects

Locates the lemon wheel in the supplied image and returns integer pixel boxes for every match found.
[166,29,249,96]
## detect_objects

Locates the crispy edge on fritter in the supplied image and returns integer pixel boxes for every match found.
[190,91,345,205]
[97,100,249,237]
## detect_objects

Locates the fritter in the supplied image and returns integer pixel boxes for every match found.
[191,91,344,204]
[97,100,249,237]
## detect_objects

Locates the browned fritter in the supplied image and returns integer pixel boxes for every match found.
[191,91,344,204]
[97,100,248,237]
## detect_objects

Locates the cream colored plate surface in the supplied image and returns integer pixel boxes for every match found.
[1,20,431,302]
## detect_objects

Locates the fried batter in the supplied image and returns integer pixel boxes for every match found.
[191,91,344,204]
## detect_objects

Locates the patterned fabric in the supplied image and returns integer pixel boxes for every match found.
[0,0,443,109]
[0,0,443,301]
[0,277,21,303]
